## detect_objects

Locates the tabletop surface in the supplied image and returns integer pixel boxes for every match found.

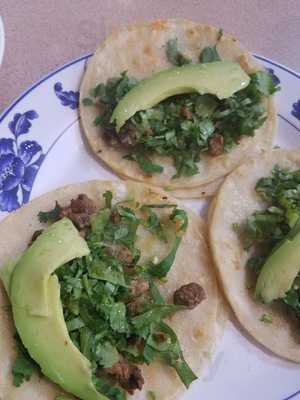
[0,0,299,113]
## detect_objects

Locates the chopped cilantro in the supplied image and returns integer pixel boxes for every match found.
[38,201,60,223]
[166,38,191,66]
[147,391,157,400]
[260,314,273,323]
[82,97,94,106]
[125,153,164,174]
[38,192,194,396]
[103,190,113,208]
[199,46,221,63]
[12,337,38,387]
[251,70,279,96]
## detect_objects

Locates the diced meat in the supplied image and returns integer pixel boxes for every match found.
[152,331,167,343]
[117,245,134,266]
[118,122,138,148]
[127,299,141,316]
[59,194,96,229]
[129,277,149,297]
[104,358,144,394]
[208,134,224,157]
[29,229,43,245]
[173,282,206,309]
[181,106,193,119]
[110,209,121,224]
[70,194,96,215]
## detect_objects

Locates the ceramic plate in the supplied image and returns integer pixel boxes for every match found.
[0,16,5,66]
[0,54,299,400]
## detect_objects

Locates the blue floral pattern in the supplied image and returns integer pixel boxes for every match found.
[0,111,44,212]
[292,100,300,121]
[54,82,79,109]
[266,68,280,86]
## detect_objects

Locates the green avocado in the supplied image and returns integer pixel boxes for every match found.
[255,221,300,303]
[110,61,250,131]
[9,219,106,400]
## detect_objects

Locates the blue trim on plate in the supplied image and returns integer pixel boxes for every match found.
[0,53,92,124]
[255,55,300,79]
[278,113,300,133]
[0,52,300,399]
[283,389,300,400]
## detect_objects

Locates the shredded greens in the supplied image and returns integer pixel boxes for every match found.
[238,166,300,320]
[28,191,194,399]
[83,37,277,178]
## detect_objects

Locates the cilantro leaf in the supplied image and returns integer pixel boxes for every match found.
[90,259,127,287]
[110,302,129,333]
[127,153,164,174]
[82,97,94,106]
[103,191,113,208]
[250,70,278,96]
[149,237,181,278]
[95,341,120,368]
[12,339,37,387]
[166,39,191,66]
[199,46,221,63]
[149,322,197,388]
[132,304,185,333]
[38,201,61,223]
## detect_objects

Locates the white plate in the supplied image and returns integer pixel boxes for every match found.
[0,16,5,66]
[0,54,299,400]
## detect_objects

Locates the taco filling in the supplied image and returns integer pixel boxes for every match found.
[236,165,300,323]
[2,191,207,400]
[82,38,277,178]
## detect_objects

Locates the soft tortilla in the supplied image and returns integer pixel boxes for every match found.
[80,19,276,196]
[0,180,220,400]
[209,149,300,362]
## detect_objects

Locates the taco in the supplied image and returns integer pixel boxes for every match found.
[209,149,300,361]
[80,19,277,198]
[0,180,221,400]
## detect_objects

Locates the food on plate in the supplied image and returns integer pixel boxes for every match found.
[209,149,300,361]
[0,180,221,400]
[80,19,277,198]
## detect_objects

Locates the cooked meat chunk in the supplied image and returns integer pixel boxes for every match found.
[208,134,224,157]
[129,277,149,297]
[104,358,144,394]
[119,122,138,148]
[59,194,96,229]
[181,106,193,119]
[127,298,142,316]
[110,209,121,224]
[173,282,206,309]
[117,245,134,266]
[29,229,43,245]
[70,194,96,214]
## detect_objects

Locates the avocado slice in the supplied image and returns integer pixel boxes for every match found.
[110,61,250,131]
[11,218,90,317]
[9,219,106,400]
[255,220,300,303]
